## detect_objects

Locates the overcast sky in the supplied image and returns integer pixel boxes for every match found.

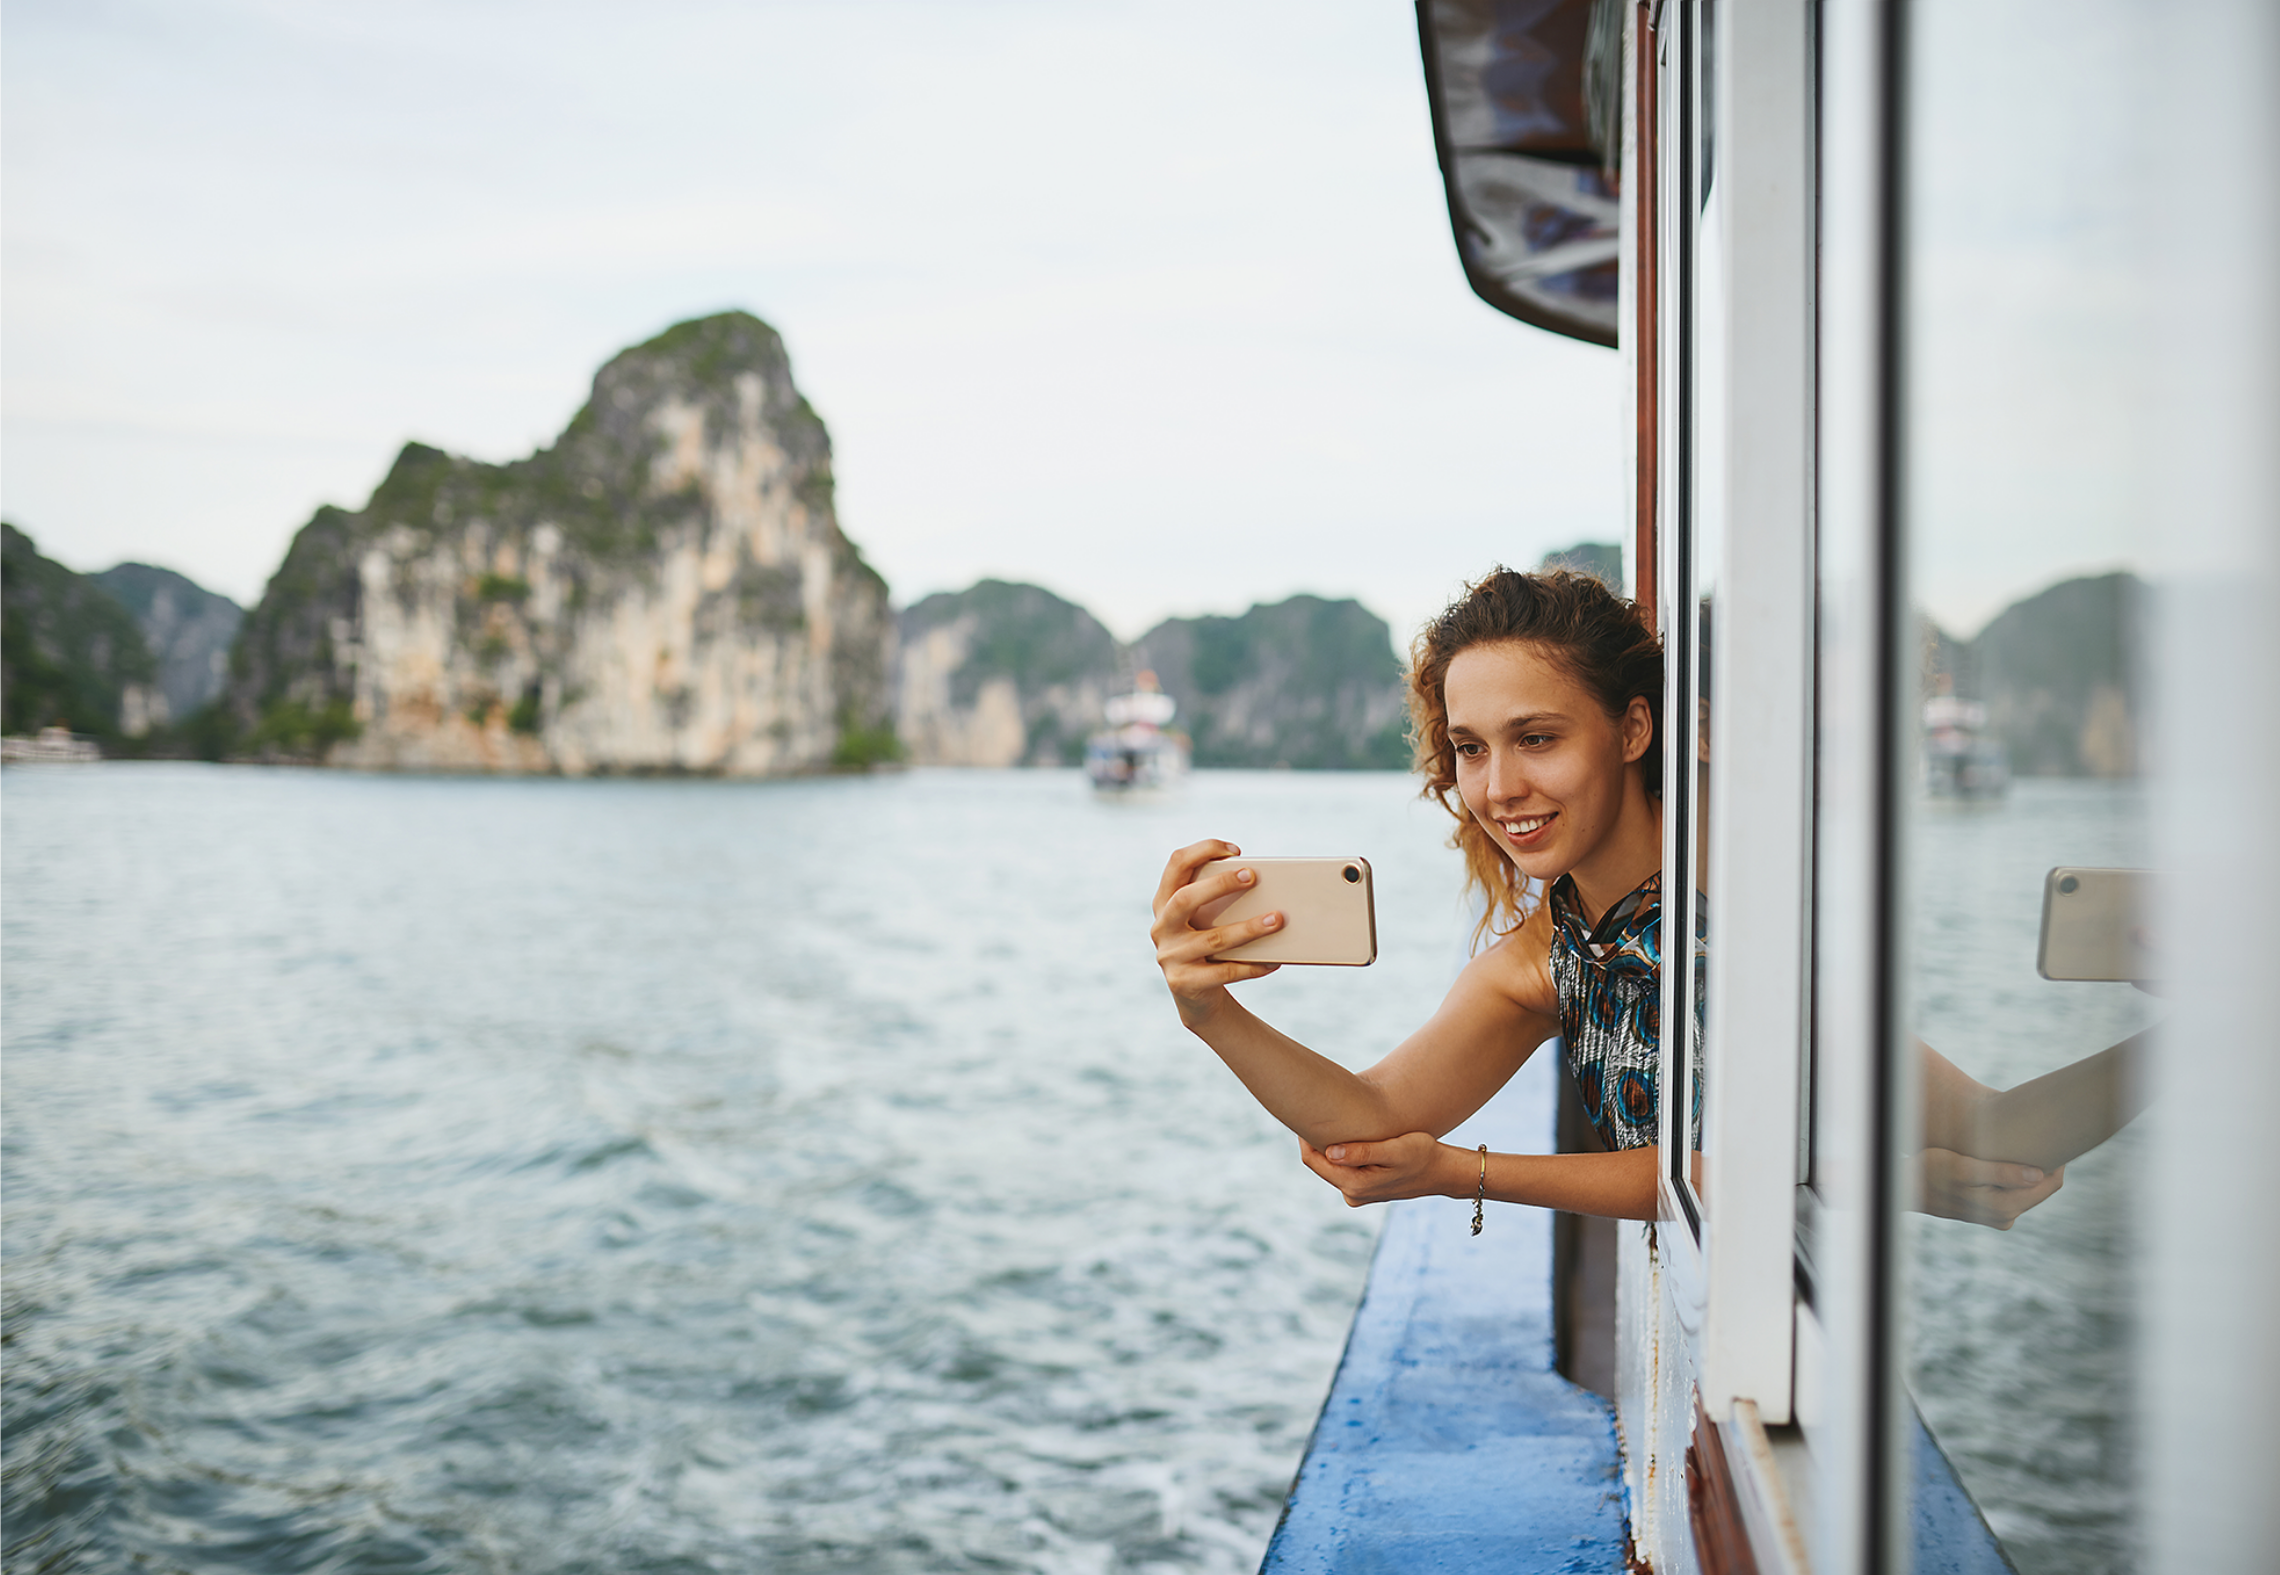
[1904,0,2150,639]
[2,0,1629,647]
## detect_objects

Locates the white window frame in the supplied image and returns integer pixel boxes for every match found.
[1800,0,1904,1567]
[1647,1,1814,1432]
[1695,0,1814,1429]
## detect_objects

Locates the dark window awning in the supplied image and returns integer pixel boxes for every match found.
[1416,0,1622,347]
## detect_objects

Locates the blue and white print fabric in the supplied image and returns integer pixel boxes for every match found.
[1544,870,1701,1153]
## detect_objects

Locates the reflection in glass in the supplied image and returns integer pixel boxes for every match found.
[1901,2,2156,1569]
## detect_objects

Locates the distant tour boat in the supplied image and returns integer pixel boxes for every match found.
[1920,694,2009,798]
[1,726,103,765]
[1086,672,1189,792]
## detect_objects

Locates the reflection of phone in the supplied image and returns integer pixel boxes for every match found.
[2038,867,2154,982]
[1194,857,1377,967]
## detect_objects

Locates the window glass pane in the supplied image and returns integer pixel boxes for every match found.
[1653,12,1692,1222]
[1682,0,1717,1213]
[1900,2,2156,1569]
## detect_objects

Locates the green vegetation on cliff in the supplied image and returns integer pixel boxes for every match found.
[1135,596,1409,770]
[1,523,160,741]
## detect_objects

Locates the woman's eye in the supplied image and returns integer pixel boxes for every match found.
[1454,741,1485,759]
[1520,733,1553,749]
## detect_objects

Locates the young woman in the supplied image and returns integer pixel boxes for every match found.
[1150,569,1675,1220]
[1150,569,2099,1227]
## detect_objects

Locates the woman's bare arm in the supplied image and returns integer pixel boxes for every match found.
[1151,839,1562,1149]
[1300,1133,1663,1220]
[1921,1030,2154,1173]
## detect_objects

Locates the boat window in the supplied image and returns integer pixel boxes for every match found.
[1895,2,2157,1568]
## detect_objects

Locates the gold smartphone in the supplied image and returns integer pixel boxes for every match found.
[1194,856,1377,967]
[2037,867,2155,982]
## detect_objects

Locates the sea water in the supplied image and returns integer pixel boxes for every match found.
[2,765,1479,1574]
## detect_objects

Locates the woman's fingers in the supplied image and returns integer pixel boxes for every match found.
[1297,1141,1372,1207]
[1151,843,1291,998]
[1182,958,1282,988]
[1297,1141,1350,1193]
[1159,862,1262,931]
[1150,849,1277,963]
[1196,911,1283,963]
[1951,1155,2046,1191]
[1996,1164,2064,1225]
[1297,1133,1449,1207]
[1156,910,1280,967]
[1154,887,1284,977]
[1152,839,1242,918]
[1918,1148,2066,1229]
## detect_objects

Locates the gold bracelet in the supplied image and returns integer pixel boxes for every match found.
[1471,1144,1487,1236]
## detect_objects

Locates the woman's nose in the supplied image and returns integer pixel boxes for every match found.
[1486,748,1528,805]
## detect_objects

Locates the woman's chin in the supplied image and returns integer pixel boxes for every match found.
[1500,840,1569,883]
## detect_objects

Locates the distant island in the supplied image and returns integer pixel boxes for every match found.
[0,309,2144,780]
[1922,572,2145,778]
[897,582,1413,771]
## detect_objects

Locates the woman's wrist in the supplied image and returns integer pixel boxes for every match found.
[1175,983,1243,1035]
[1435,1141,1473,1200]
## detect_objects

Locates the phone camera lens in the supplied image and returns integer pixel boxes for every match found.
[1342,865,1361,884]
[2059,875,2080,894]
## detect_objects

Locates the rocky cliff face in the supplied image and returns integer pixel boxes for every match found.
[92,562,242,721]
[227,313,893,774]
[895,581,1121,766]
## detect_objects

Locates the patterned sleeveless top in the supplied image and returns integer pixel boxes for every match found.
[1544,871,1703,1152]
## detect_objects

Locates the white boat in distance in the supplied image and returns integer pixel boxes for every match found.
[1920,694,2010,799]
[1085,671,1189,792]
[1,726,103,764]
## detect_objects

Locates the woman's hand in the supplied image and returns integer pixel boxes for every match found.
[1297,1133,1464,1207]
[1915,1148,2064,1230]
[1151,839,1285,1028]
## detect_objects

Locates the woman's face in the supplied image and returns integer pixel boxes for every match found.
[1444,640,1651,884]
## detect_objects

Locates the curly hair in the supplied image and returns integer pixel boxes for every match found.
[1406,567,1664,945]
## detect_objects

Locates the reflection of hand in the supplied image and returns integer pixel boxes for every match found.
[1299,1133,1462,1208]
[1916,1148,2063,1230]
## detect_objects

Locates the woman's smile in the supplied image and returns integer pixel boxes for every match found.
[1497,811,1559,849]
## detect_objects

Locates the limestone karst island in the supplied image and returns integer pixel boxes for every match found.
[230,313,896,776]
